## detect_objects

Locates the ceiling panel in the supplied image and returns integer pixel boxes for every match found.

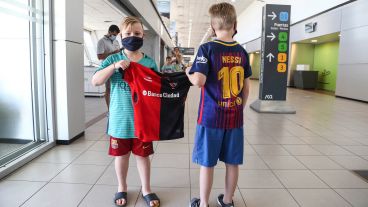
[170,0,254,48]
[84,0,126,31]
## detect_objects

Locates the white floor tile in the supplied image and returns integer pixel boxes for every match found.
[6,163,67,182]
[73,151,113,165]
[237,170,283,188]
[51,164,107,184]
[295,156,343,169]
[0,181,45,207]
[289,189,352,207]
[22,183,91,207]
[313,170,368,188]
[261,156,307,169]
[79,185,140,207]
[241,189,299,207]
[273,170,328,188]
[329,156,368,170]
[335,189,368,207]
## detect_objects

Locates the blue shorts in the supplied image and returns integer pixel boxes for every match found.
[192,125,244,167]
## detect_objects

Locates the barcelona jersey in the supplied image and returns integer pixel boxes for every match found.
[189,40,252,129]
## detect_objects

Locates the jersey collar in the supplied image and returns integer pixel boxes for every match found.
[212,39,239,46]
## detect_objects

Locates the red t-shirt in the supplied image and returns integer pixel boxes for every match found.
[122,62,191,142]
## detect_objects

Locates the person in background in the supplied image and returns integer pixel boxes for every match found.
[161,56,175,73]
[171,47,185,72]
[97,24,121,109]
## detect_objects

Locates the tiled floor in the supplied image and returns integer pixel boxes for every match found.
[1,80,368,207]
[85,96,107,123]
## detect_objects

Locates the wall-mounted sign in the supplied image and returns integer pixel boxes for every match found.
[259,4,291,101]
[305,22,317,33]
[157,0,170,19]
[179,47,195,55]
[183,57,191,63]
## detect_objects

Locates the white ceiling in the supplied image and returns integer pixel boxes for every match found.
[84,0,254,48]
[84,0,126,31]
[170,0,255,48]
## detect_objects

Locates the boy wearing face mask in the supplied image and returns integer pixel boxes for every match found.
[92,17,160,207]
[97,24,121,110]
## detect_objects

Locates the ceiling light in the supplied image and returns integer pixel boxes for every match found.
[311,39,318,43]
[255,51,260,54]
[104,20,112,23]
[231,0,236,2]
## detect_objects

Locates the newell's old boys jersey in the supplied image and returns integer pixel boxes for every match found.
[189,40,252,129]
[123,62,191,142]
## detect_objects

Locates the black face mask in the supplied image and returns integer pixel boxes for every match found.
[121,36,143,51]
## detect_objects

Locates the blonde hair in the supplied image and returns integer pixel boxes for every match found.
[209,2,237,30]
[120,16,143,30]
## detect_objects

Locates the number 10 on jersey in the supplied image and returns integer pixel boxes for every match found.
[218,66,244,99]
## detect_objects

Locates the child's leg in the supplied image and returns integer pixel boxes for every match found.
[191,125,223,207]
[219,127,244,205]
[224,164,239,204]
[109,137,133,206]
[135,155,152,194]
[115,153,130,205]
[200,166,214,207]
[132,139,158,207]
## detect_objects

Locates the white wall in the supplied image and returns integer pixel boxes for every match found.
[236,0,351,44]
[54,0,85,141]
[336,0,368,102]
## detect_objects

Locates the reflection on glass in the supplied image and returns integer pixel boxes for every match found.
[0,0,47,162]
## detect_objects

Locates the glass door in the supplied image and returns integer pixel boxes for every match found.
[0,0,51,166]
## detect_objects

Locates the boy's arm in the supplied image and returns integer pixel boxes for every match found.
[186,66,207,87]
[242,78,250,109]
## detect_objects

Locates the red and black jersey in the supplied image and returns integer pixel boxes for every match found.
[122,62,191,142]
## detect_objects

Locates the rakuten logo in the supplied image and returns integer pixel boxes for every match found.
[142,90,180,98]
[196,56,208,64]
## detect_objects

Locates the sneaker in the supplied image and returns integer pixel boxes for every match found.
[217,194,234,207]
[189,198,200,207]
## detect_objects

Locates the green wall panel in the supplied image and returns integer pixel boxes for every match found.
[250,53,260,79]
[290,43,315,71]
[313,41,339,91]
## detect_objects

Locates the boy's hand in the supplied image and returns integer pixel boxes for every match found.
[115,60,130,70]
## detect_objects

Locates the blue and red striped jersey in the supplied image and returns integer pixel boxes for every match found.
[189,40,252,129]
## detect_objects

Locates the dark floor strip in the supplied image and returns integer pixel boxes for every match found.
[352,170,368,182]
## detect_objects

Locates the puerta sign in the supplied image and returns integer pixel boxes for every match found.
[259,4,291,101]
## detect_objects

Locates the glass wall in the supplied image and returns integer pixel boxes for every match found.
[0,0,51,165]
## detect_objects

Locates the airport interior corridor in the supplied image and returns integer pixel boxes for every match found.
[1,80,368,207]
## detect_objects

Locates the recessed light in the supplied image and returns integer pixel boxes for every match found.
[231,0,236,2]
[255,51,260,54]
[104,20,112,23]
[311,39,318,43]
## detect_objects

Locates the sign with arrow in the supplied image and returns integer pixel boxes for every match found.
[267,11,277,20]
[266,53,275,62]
[259,4,291,101]
[266,32,276,41]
